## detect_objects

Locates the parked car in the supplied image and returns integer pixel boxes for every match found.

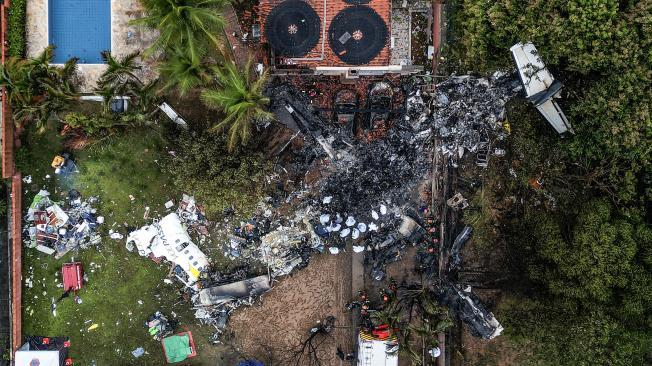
[333,88,359,132]
[366,82,393,130]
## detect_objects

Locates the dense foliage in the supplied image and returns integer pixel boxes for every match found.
[449,0,652,364]
[7,0,27,57]
[0,46,78,130]
[161,132,270,217]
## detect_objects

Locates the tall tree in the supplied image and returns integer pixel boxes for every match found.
[133,0,226,62]
[200,61,272,151]
[95,51,160,114]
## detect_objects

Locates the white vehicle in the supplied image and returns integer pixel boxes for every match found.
[127,213,209,287]
[510,42,574,134]
[357,330,399,366]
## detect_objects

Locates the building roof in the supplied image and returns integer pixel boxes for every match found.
[260,0,391,68]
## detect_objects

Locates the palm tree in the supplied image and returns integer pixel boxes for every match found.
[158,48,210,96]
[95,51,161,114]
[98,51,142,87]
[201,60,272,151]
[133,0,226,61]
[0,46,79,130]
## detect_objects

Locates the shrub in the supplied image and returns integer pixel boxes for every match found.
[7,0,27,57]
[161,131,270,217]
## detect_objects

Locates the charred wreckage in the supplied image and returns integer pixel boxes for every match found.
[123,70,529,342]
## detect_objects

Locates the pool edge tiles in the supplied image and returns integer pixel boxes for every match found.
[48,0,111,64]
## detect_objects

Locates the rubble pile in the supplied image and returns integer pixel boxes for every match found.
[430,73,520,166]
[226,202,317,277]
[439,284,504,340]
[320,118,432,216]
[145,311,178,341]
[24,189,103,258]
[193,274,271,340]
[177,194,210,238]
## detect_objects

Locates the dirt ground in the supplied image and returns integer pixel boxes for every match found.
[227,248,355,365]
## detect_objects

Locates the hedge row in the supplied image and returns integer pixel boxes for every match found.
[7,0,27,57]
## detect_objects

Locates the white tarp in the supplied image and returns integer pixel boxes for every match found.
[15,350,61,366]
[357,335,399,366]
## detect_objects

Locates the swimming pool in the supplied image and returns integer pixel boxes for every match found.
[49,0,111,64]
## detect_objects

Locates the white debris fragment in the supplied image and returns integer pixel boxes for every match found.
[319,214,331,225]
[329,247,340,255]
[353,245,365,253]
[357,223,367,233]
[164,200,175,209]
[345,216,356,227]
[329,223,341,232]
[380,205,387,215]
[351,228,360,240]
[322,196,332,204]
[371,210,379,220]
[340,228,351,237]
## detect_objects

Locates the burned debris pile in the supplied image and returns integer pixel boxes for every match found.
[430,74,520,166]
[439,284,504,339]
[24,189,102,258]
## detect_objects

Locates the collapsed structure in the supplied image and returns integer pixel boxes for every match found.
[24,190,102,258]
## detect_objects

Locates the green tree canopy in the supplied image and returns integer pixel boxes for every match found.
[527,199,649,306]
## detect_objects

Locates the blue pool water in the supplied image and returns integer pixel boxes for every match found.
[49,0,111,63]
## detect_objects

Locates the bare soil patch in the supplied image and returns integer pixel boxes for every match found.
[228,250,355,365]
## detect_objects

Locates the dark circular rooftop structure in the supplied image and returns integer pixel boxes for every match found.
[328,6,387,65]
[265,0,321,58]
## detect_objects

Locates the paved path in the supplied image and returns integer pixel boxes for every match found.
[223,4,251,67]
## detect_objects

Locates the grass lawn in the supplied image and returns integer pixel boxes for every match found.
[18,126,228,365]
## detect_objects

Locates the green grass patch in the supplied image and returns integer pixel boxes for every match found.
[7,0,27,57]
[20,127,207,365]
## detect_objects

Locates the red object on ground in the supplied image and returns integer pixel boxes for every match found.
[162,331,197,363]
[62,262,83,291]
[372,324,391,340]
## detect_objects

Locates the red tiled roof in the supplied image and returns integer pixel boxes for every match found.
[259,0,391,68]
